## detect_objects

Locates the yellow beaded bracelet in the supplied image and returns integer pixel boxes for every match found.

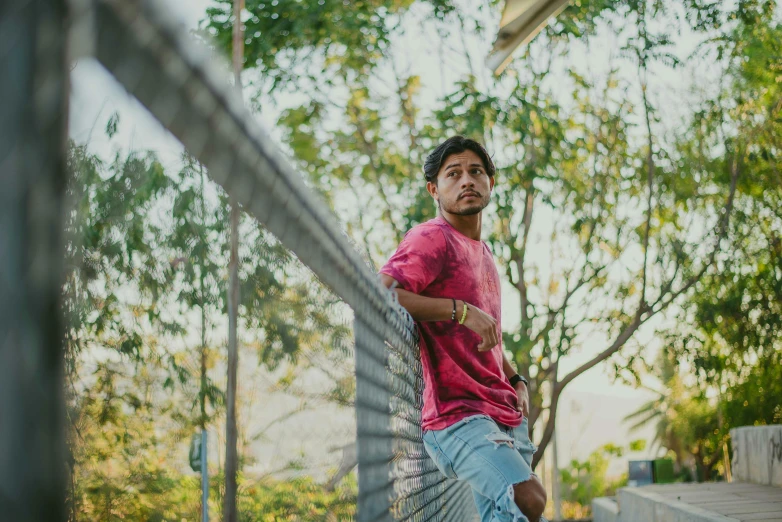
[458,301,468,325]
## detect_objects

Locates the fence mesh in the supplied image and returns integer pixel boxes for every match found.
[3,0,477,519]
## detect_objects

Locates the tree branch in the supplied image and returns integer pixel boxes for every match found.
[650,157,740,315]
[532,360,560,470]
[513,184,536,333]
[350,107,403,244]
[556,148,741,394]
[639,53,655,309]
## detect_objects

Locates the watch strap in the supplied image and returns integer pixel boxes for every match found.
[510,374,528,387]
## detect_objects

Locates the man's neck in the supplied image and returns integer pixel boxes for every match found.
[440,210,482,241]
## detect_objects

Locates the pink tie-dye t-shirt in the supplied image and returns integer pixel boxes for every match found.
[380,216,522,431]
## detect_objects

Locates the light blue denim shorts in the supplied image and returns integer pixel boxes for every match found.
[423,414,538,522]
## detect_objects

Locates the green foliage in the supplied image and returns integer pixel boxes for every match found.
[67,350,201,521]
[624,353,685,457]
[63,140,172,370]
[66,352,357,521]
[64,132,349,405]
[204,0,781,467]
[559,440,644,517]
[547,0,618,40]
[721,351,782,427]
[65,123,355,519]
[655,6,782,460]
[671,395,723,481]
[63,5,781,519]
[682,15,782,376]
[203,0,454,91]
[625,348,739,483]
[236,475,356,521]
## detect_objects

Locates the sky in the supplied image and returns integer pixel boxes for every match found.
[66,0,710,479]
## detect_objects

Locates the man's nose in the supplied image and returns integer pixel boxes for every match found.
[460,174,475,187]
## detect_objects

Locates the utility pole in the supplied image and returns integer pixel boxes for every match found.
[224,1,244,520]
[199,163,210,522]
[200,373,208,522]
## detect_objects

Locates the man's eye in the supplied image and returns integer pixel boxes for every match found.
[448,171,457,177]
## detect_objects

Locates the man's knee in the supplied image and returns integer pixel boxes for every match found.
[513,477,547,521]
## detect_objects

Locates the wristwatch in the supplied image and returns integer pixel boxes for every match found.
[509,374,528,387]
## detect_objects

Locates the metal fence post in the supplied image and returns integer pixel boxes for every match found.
[0,0,70,521]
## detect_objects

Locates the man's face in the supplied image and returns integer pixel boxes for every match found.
[427,149,494,216]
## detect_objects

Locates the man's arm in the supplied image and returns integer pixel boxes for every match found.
[502,351,530,417]
[502,353,517,381]
[380,273,499,352]
[380,273,455,321]
[381,273,530,415]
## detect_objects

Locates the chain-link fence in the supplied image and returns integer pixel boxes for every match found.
[2,0,476,520]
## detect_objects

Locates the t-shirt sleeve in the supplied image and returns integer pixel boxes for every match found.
[380,225,446,294]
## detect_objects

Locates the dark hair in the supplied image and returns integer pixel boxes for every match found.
[423,136,495,183]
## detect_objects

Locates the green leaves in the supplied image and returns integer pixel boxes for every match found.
[204,0,430,91]
[202,0,781,472]
[659,7,781,437]
[66,119,357,517]
[105,111,119,139]
[560,440,639,515]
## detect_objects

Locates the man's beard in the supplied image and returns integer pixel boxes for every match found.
[440,194,490,216]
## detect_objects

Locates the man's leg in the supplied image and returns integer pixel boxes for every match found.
[472,489,494,522]
[423,415,546,521]
[512,418,548,521]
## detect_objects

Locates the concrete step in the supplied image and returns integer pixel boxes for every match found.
[595,482,782,522]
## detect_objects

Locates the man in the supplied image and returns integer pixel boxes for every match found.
[380,136,548,521]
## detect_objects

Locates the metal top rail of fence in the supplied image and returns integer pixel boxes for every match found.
[2,0,476,520]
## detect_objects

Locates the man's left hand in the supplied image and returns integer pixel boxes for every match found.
[515,382,529,417]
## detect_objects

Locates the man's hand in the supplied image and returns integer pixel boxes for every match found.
[515,381,529,417]
[377,277,500,352]
[461,302,499,352]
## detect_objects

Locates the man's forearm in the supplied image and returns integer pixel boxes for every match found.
[381,273,499,351]
[381,273,466,322]
[393,287,465,323]
[502,353,517,380]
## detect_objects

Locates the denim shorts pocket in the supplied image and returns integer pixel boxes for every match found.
[512,418,538,466]
[423,431,458,479]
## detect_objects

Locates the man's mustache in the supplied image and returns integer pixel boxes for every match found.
[459,190,482,199]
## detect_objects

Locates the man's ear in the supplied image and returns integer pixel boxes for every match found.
[489,176,495,192]
[426,180,439,201]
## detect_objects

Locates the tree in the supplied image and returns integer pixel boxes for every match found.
[163,151,345,485]
[67,343,203,521]
[64,117,354,518]
[166,153,230,521]
[66,332,357,521]
[624,350,725,482]
[63,122,172,373]
[671,5,782,408]
[650,3,782,465]
[203,0,780,470]
[624,352,687,470]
